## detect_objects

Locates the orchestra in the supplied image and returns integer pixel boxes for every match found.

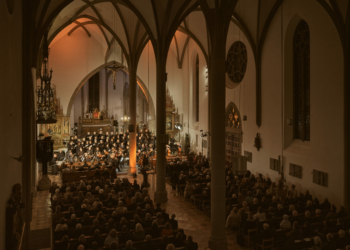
[50,127,182,175]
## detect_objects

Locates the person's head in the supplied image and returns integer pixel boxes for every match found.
[152,220,159,228]
[120,217,127,224]
[93,219,99,226]
[253,198,258,204]
[166,243,176,250]
[326,233,334,242]
[293,221,299,229]
[76,223,82,230]
[77,245,84,250]
[110,229,117,238]
[278,204,283,210]
[313,236,322,246]
[339,229,346,237]
[283,214,289,221]
[263,223,270,231]
[135,223,143,232]
[171,214,176,219]
[93,229,100,237]
[304,210,310,218]
[126,240,133,248]
[78,234,86,243]
[71,214,76,220]
[122,225,128,233]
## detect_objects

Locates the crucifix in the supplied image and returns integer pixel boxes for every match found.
[107,63,124,89]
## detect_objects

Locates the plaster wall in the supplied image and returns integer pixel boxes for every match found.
[239,0,344,206]
[0,1,23,248]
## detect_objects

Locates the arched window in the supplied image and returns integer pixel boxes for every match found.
[195,54,199,122]
[88,71,100,111]
[293,20,310,141]
[123,82,129,116]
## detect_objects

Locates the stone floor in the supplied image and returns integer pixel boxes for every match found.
[31,172,246,250]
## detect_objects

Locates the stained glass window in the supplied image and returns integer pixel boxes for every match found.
[293,20,310,141]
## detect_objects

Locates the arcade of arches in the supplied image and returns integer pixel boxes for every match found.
[1,0,350,249]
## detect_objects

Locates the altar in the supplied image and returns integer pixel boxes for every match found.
[78,108,114,135]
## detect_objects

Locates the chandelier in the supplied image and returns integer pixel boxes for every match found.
[36,33,57,124]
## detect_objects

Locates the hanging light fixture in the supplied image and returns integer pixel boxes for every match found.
[36,32,57,124]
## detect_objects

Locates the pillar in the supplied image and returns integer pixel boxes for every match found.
[207,35,228,249]
[129,69,137,175]
[154,57,168,202]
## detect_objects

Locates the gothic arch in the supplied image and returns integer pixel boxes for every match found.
[225,101,242,133]
[66,61,156,120]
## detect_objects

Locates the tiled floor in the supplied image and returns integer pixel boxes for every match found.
[31,172,246,250]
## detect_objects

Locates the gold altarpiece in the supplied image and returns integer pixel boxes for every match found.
[38,85,70,149]
[165,88,180,136]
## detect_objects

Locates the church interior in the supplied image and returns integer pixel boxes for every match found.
[1,0,350,249]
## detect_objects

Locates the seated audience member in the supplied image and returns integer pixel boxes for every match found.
[96,211,106,224]
[143,213,153,228]
[116,201,125,214]
[286,222,303,244]
[147,220,161,238]
[155,212,165,225]
[266,206,276,219]
[119,225,132,244]
[57,235,70,250]
[88,229,104,247]
[320,198,331,210]
[226,207,241,229]
[245,191,254,204]
[162,208,170,221]
[338,206,348,218]
[122,240,137,250]
[154,202,162,213]
[242,201,249,212]
[309,236,323,250]
[174,232,185,247]
[133,223,145,241]
[71,223,83,239]
[75,235,87,249]
[313,209,324,223]
[141,235,156,250]
[68,214,78,228]
[322,233,336,250]
[303,222,316,238]
[52,205,64,222]
[253,207,266,222]
[336,230,347,249]
[276,204,285,217]
[257,223,274,244]
[243,212,257,235]
[249,198,259,212]
[90,219,102,235]
[280,214,292,229]
[186,235,199,250]
[168,214,178,230]
[104,229,118,247]
[161,222,173,237]
[325,205,338,220]
[157,236,170,250]
[81,212,92,227]
[166,244,176,250]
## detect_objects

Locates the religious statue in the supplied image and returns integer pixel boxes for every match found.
[254,133,261,151]
[93,108,99,119]
[6,183,25,250]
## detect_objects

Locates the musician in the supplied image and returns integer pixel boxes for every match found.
[98,130,103,140]
[74,135,78,144]
[58,149,65,161]
[68,141,75,154]
[110,132,115,141]
[125,130,129,136]
[98,140,105,151]
[67,151,74,163]
[92,131,98,141]
[109,153,121,172]
[86,132,91,141]
[77,147,84,157]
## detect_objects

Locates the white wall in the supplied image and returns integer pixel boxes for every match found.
[0,1,23,248]
[238,0,344,207]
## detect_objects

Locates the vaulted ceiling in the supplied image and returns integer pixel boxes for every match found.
[33,0,350,67]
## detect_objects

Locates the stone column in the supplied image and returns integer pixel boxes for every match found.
[207,35,228,250]
[154,57,168,202]
[129,69,137,175]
